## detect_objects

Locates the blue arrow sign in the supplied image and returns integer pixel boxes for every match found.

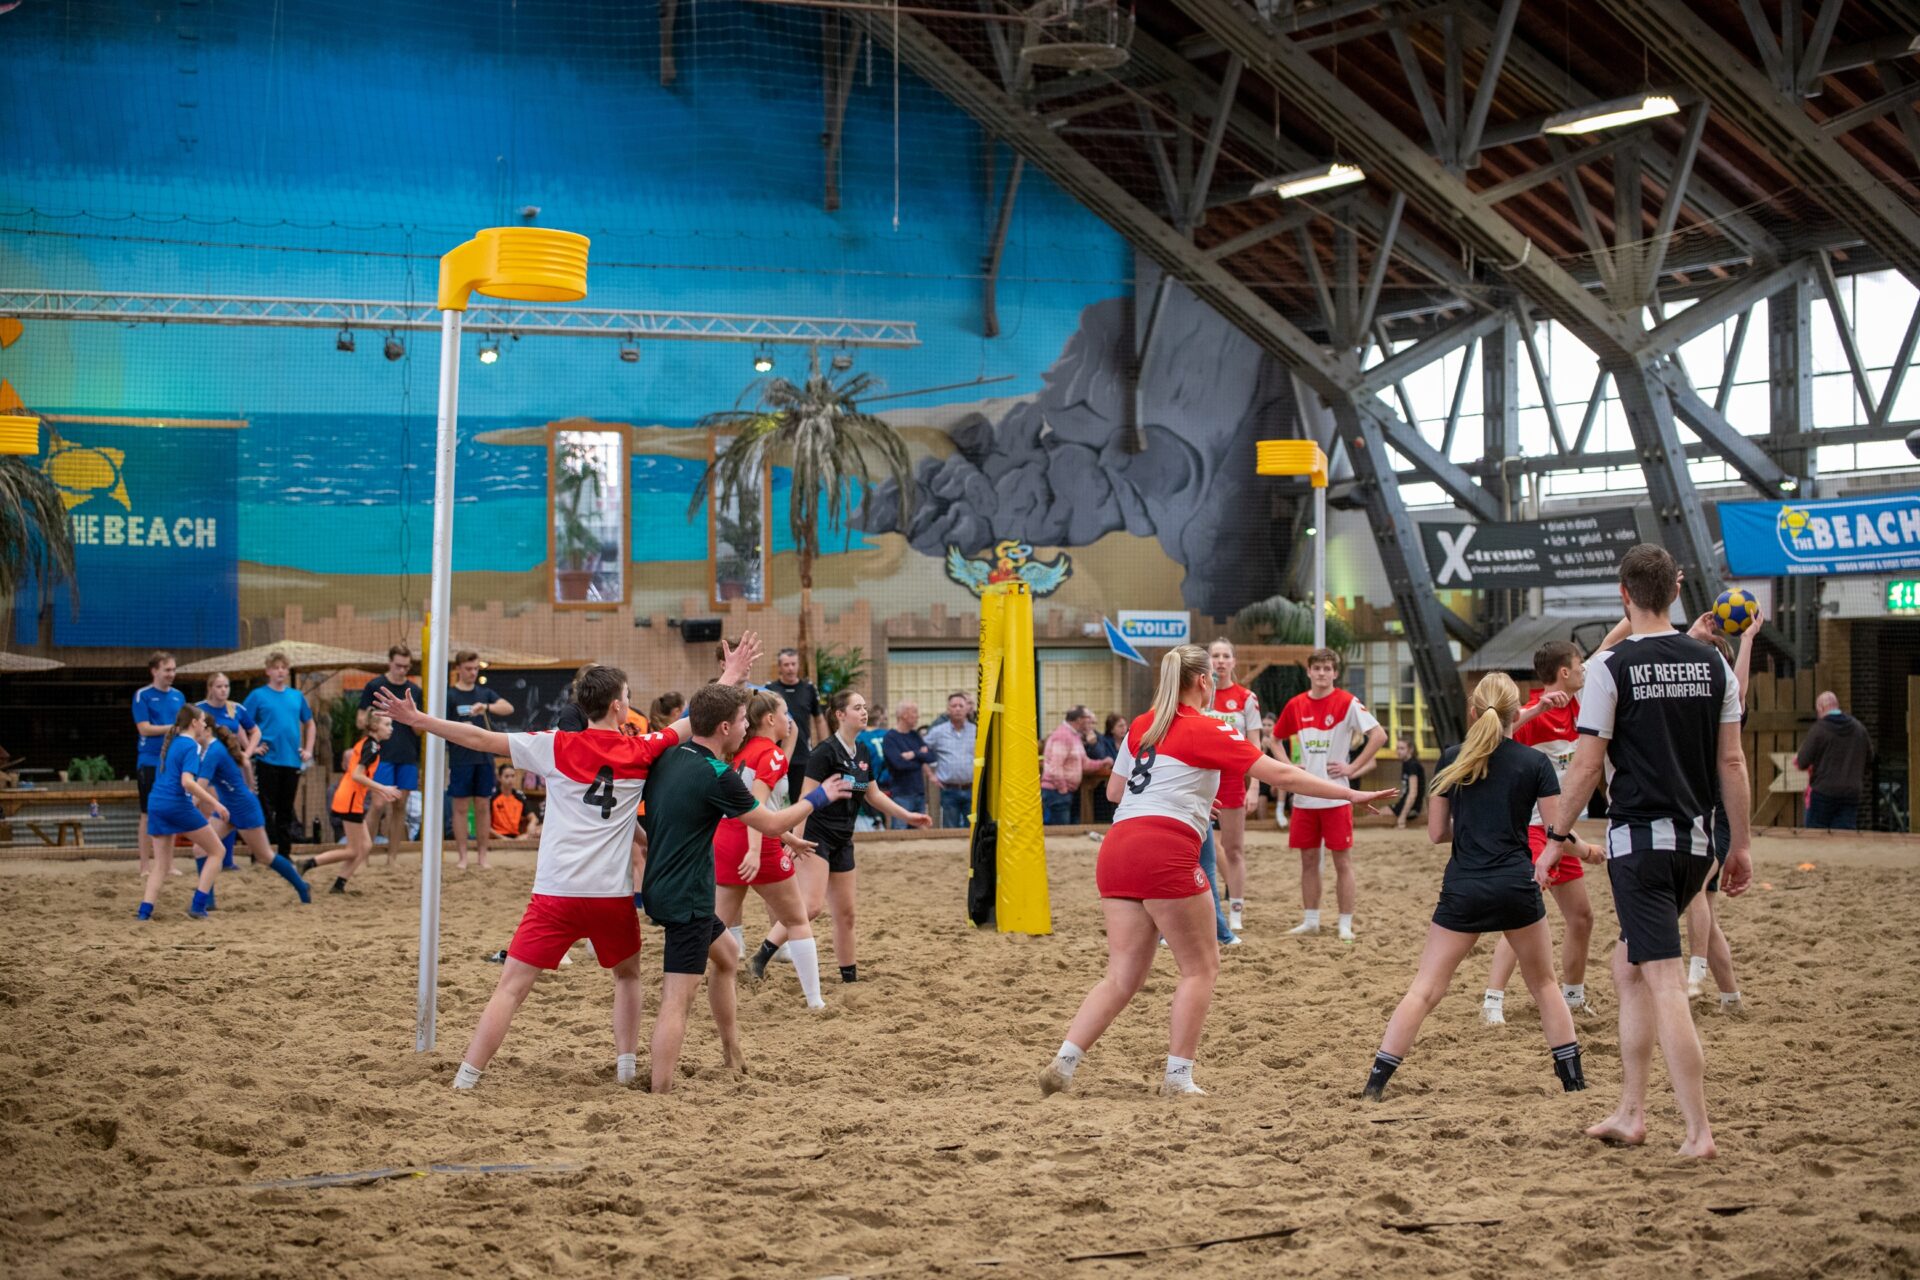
[1103,616,1146,666]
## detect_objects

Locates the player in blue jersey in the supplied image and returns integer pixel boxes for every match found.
[196,721,311,905]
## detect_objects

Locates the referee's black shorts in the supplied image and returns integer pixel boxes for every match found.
[1605,818,1713,964]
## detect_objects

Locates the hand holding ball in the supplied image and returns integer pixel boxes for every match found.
[1712,588,1760,636]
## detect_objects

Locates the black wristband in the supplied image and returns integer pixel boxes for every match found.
[1546,828,1575,843]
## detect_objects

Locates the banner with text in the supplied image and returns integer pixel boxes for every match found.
[1115,610,1193,647]
[1419,509,1641,588]
[1721,492,1920,577]
[13,421,239,648]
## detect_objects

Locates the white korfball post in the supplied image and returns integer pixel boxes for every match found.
[415,228,590,1052]
[1254,439,1331,648]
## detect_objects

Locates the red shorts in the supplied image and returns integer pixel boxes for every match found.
[507,894,642,970]
[712,828,795,887]
[1288,804,1354,851]
[1527,825,1586,884]
[1215,775,1248,810]
[1096,816,1210,900]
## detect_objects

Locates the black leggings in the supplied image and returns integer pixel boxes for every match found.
[255,762,303,857]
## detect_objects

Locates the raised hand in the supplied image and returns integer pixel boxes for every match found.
[372,687,424,726]
[718,631,764,686]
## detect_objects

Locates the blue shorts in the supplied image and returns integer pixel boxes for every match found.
[224,791,267,832]
[447,761,497,799]
[374,761,420,791]
[147,799,209,838]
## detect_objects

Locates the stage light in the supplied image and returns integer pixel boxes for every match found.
[753,350,774,373]
[831,350,854,372]
[619,341,640,363]
[1779,477,1799,492]
[477,341,500,365]
[1304,525,1318,537]
[384,335,405,361]
[336,328,355,353]
[1543,93,1680,136]
[1250,162,1366,200]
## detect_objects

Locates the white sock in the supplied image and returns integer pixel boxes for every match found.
[1688,955,1709,983]
[728,924,746,956]
[1301,909,1321,927]
[1720,991,1742,1005]
[452,1062,484,1091]
[1337,913,1354,934]
[1483,989,1505,1007]
[1229,898,1245,912]
[1562,983,1585,1005]
[788,936,823,1006]
[1053,1039,1086,1080]
[1164,1054,1196,1086]
[615,1053,637,1085]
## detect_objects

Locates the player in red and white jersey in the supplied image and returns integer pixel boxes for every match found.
[373,634,778,1092]
[1482,640,1601,1024]
[1270,648,1387,941]
[718,689,828,1009]
[1040,645,1396,1099]
[1207,638,1261,933]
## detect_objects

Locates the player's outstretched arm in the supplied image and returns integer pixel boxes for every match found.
[373,688,511,758]
[748,775,854,845]
[1250,754,1395,809]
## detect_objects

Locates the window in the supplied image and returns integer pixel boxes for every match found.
[550,427,626,607]
[707,432,769,608]
[1347,640,1457,757]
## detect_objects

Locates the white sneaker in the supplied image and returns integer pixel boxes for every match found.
[1481,1001,1506,1026]
[1228,908,1244,931]
[1286,919,1320,936]
[1160,1077,1206,1097]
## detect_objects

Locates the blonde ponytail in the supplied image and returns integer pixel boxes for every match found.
[1142,644,1210,750]
[1430,672,1521,795]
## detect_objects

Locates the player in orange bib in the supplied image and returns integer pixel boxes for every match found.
[719,690,827,1009]
[1271,648,1387,941]
[1206,638,1261,932]
[1039,645,1396,1098]
[300,711,400,894]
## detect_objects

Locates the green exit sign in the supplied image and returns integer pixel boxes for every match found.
[1890,580,1920,614]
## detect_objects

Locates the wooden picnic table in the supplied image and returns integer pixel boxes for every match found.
[0,788,139,847]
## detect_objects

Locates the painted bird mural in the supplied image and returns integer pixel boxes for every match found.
[945,539,1072,597]
[42,434,132,512]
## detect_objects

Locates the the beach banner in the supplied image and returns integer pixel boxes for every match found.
[1721,492,1920,577]
[14,420,238,647]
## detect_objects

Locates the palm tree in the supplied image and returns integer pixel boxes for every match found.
[692,352,916,676]
[1229,595,1355,651]
[0,456,77,636]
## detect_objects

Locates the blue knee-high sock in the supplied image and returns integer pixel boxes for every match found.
[269,853,311,902]
[221,831,237,870]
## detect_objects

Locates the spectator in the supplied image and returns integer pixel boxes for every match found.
[359,645,423,845]
[445,649,513,870]
[882,702,935,830]
[855,704,891,832]
[1796,691,1870,831]
[769,648,824,802]
[1042,705,1111,826]
[923,692,977,829]
[242,651,314,858]
[1394,734,1426,829]
[491,764,541,840]
[1087,712,1125,823]
[133,650,186,877]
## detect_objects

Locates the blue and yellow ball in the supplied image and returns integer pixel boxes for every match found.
[1712,587,1760,636]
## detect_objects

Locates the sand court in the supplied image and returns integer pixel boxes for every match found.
[2,827,1915,1278]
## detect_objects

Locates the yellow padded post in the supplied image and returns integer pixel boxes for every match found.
[988,581,1050,935]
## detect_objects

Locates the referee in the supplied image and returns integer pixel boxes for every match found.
[1541,544,1751,1160]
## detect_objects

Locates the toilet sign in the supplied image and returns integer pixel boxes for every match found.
[1116,610,1192,647]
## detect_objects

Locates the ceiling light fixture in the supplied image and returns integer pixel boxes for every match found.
[477,341,500,365]
[383,334,405,361]
[335,328,355,353]
[1543,93,1680,136]
[830,350,854,372]
[1250,162,1366,200]
[619,340,640,363]
[753,350,774,373]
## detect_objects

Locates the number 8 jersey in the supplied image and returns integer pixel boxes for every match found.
[1111,705,1265,838]
[507,728,678,897]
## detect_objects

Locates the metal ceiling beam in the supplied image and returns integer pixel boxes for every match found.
[1357,307,1505,394]
[1386,419,1919,482]
[1170,0,1734,619]
[1601,0,1920,289]
[1649,364,1794,493]
[1638,259,1810,359]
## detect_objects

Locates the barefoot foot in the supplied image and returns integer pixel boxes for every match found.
[1586,1114,1647,1147]
[1676,1134,1717,1159]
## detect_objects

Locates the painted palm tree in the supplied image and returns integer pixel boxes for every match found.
[0,456,77,635]
[692,353,916,676]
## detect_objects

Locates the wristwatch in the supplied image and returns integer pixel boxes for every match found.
[1545,827,1576,843]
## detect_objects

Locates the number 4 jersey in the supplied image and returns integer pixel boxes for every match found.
[1112,705,1265,838]
[507,728,678,896]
